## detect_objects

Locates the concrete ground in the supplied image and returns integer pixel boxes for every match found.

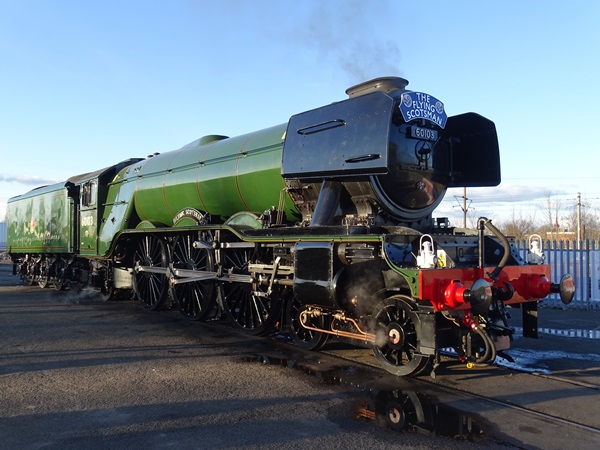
[1,261,599,449]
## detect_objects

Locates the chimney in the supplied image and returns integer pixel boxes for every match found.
[345,76,409,99]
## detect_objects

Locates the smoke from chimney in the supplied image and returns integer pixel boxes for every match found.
[302,0,403,83]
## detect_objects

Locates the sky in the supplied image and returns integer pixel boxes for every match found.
[1,0,599,228]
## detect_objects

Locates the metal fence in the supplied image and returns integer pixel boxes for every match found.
[514,239,600,310]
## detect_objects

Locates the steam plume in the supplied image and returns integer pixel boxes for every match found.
[302,0,402,83]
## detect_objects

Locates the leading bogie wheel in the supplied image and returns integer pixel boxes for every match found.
[286,295,329,351]
[371,295,431,377]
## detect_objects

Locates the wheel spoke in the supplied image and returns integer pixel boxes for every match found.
[219,247,281,335]
[38,259,50,289]
[133,235,169,310]
[169,234,216,320]
[372,295,431,376]
[52,258,67,291]
[286,293,329,351]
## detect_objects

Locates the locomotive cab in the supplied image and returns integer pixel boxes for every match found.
[67,158,143,257]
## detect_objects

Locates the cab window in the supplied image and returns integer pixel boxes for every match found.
[81,181,97,207]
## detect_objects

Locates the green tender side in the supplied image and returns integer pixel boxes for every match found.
[98,124,301,255]
[6,182,72,254]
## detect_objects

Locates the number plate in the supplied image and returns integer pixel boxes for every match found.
[409,126,438,141]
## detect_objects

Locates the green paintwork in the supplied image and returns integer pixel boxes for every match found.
[136,220,164,229]
[6,182,72,254]
[76,161,140,257]
[79,207,97,253]
[389,268,420,299]
[98,124,301,255]
[224,211,263,229]
[98,166,138,255]
[382,251,420,298]
[133,124,297,222]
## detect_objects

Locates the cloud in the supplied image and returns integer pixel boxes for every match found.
[0,174,59,185]
[453,183,571,204]
[437,183,578,226]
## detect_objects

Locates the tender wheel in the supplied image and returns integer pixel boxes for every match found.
[372,295,431,377]
[21,260,36,286]
[53,258,68,291]
[219,247,281,335]
[286,296,329,350]
[132,235,170,310]
[38,259,50,288]
[170,234,216,321]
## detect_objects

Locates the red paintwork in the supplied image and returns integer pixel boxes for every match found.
[419,265,553,312]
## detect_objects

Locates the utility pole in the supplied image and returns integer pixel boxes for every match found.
[577,192,581,248]
[454,188,471,228]
[463,187,467,228]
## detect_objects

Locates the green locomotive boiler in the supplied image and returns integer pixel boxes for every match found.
[7,77,574,376]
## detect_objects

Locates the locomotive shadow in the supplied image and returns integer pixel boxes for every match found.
[0,394,372,449]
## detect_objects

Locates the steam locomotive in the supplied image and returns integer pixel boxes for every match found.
[6,77,574,376]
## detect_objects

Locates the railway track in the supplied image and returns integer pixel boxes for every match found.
[241,330,600,449]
